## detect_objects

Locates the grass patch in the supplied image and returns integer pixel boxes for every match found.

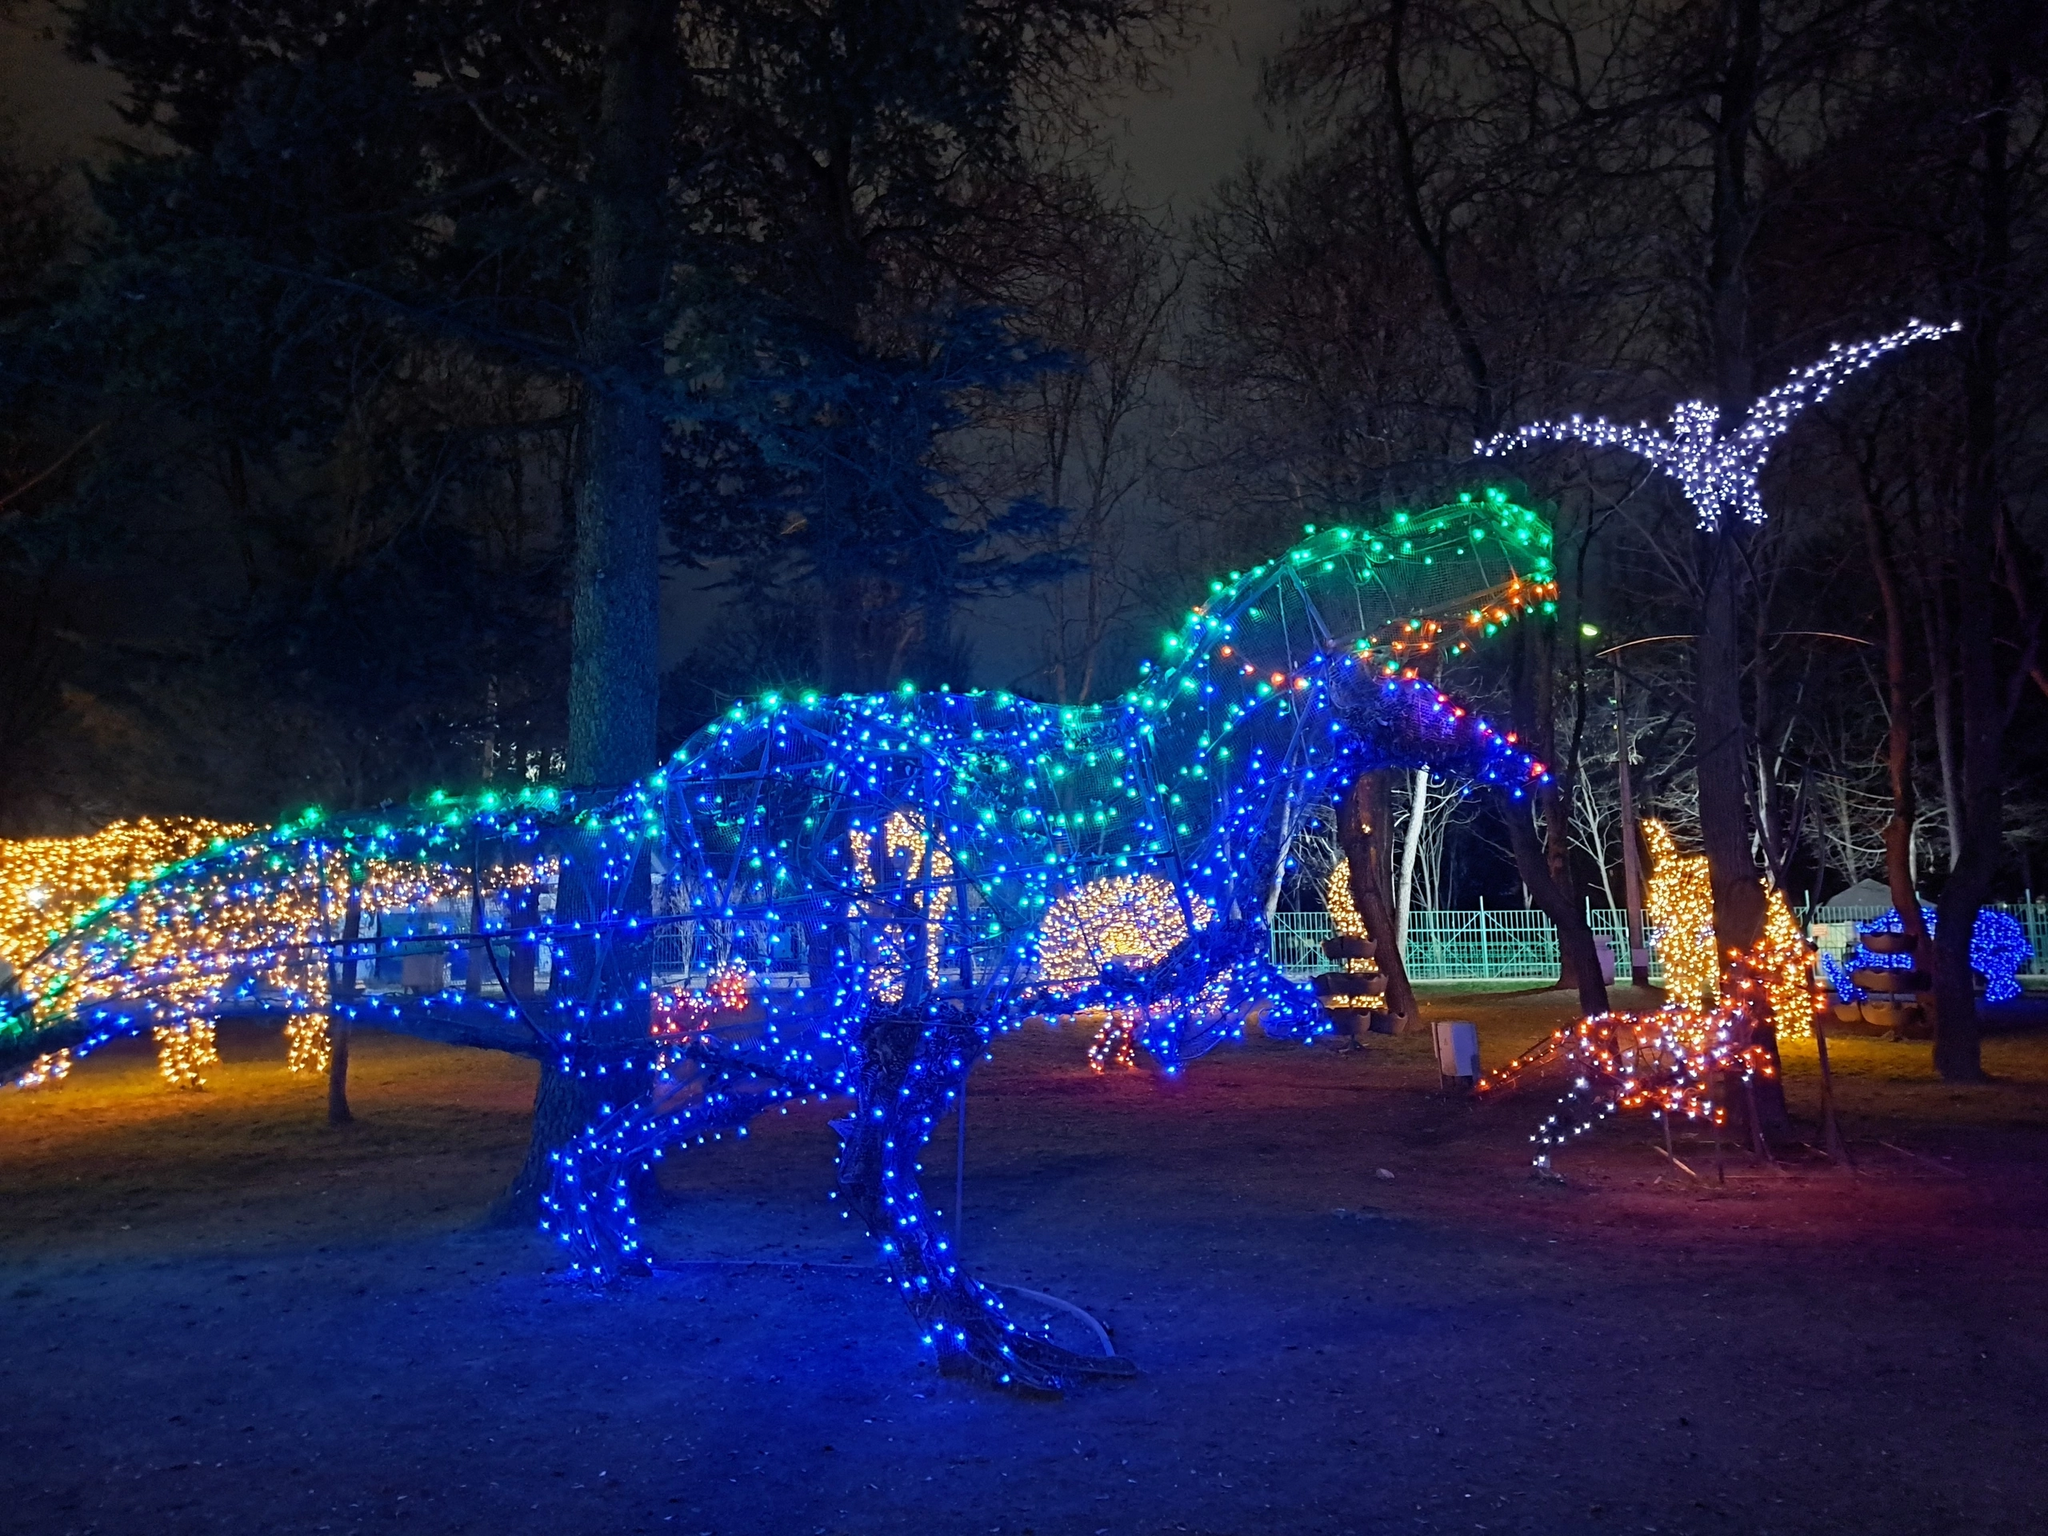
[0,1022,537,1262]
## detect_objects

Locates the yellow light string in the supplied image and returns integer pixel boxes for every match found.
[1641,819,1818,1038]
[1321,860,1388,1011]
[1642,820,1717,1006]
[1036,874,1212,1071]
[1087,1011,1139,1072]
[3,818,253,1089]
[152,1022,221,1089]
[13,837,553,1091]
[0,818,254,974]
[849,812,954,1004]
[284,1015,331,1075]
[22,844,335,1089]
[15,1049,71,1088]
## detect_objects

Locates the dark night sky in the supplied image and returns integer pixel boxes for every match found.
[0,3,141,174]
[1,0,1303,689]
[1096,0,1295,207]
[2,1,1299,214]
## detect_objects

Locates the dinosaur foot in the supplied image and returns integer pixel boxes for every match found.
[925,1287,1137,1394]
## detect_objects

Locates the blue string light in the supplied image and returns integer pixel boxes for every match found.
[1,494,1558,1391]
[1819,904,2031,1006]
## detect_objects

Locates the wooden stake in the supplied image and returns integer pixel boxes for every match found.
[1712,1065,1725,1185]
[1653,1142,1700,1180]
[1811,1015,1853,1170]
[1743,1074,1776,1163]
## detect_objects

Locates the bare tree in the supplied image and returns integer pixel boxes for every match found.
[994,200,1186,702]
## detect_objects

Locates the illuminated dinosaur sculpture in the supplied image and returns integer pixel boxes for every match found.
[1476,822,1824,1170]
[2,493,1556,1391]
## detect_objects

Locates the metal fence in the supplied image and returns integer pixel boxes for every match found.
[639,904,2048,989]
[1270,908,1601,982]
[1269,903,2048,984]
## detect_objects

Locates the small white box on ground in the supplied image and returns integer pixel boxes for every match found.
[1433,1019,1480,1089]
[401,951,447,992]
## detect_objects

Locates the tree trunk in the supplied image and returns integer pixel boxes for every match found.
[503,0,670,1219]
[567,349,663,790]
[1695,529,1769,953]
[465,875,486,999]
[1923,592,1965,871]
[1614,679,1651,987]
[567,0,668,789]
[1508,618,1608,1012]
[1935,42,2018,1083]
[1498,800,1609,1017]
[508,886,538,999]
[1857,458,1935,983]
[1696,530,1785,1132]
[1695,0,1769,954]
[1694,0,1786,1134]
[1338,770,1419,1032]
[1395,765,1428,955]
[1533,620,1588,990]
[496,830,658,1224]
[328,881,361,1126]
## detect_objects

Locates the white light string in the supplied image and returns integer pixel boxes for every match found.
[1477,321,1960,529]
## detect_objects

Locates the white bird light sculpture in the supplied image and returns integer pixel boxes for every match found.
[1476,320,1960,529]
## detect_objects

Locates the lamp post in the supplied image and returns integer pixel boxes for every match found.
[1613,671,1651,987]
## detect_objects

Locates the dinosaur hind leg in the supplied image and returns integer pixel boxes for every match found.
[545,1063,769,1281]
[837,1003,1136,1393]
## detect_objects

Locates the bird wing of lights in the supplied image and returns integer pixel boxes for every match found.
[1474,412,1678,483]
[1731,319,1961,475]
[1476,319,1960,530]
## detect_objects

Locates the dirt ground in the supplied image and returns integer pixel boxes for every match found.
[3,987,2046,1536]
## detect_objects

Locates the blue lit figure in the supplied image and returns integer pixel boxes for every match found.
[3,494,1557,1392]
[1820,905,2031,1006]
